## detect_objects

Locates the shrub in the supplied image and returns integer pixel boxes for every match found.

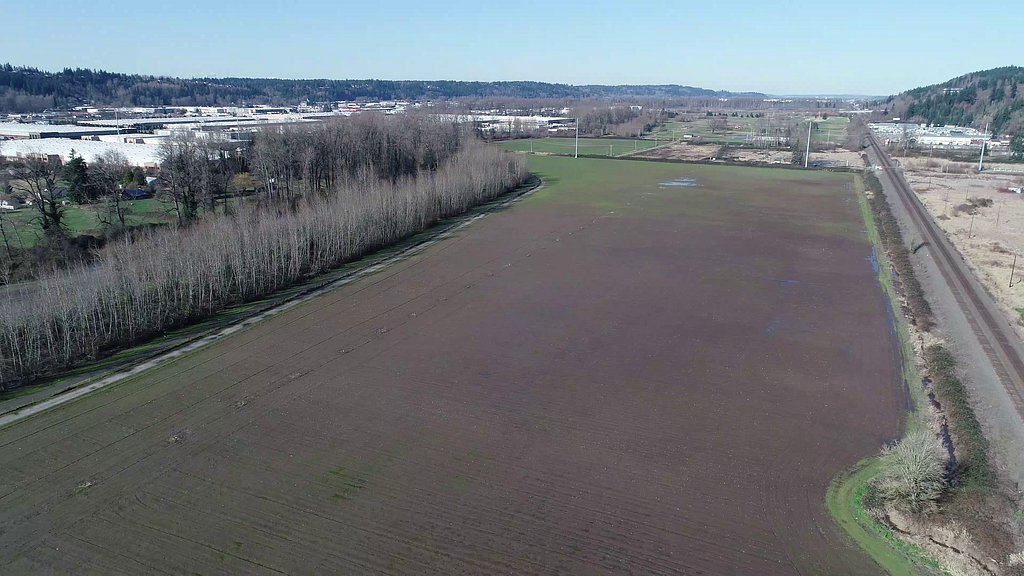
[864,172,934,330]
[874,431,947,513]
[925,345,992,487]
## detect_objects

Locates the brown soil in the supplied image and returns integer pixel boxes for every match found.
[636,142,720,160]
[809,148,867,168]
[0,160,902,574]
[729,148,794,164]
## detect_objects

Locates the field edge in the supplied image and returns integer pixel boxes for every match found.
[824,173,939,575]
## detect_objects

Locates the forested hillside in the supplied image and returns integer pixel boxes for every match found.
[888,66,1024,136]
[0,64,757,112]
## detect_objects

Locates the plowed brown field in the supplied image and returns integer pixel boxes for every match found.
[0,157,902,575]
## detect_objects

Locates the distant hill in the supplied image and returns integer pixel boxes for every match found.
[0,64,761,113]
[888,66,1024,136]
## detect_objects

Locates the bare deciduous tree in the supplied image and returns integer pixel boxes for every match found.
[90,151,132,231]
[0,139,528,388]
[159,134,211,224]
[14,156,65,233]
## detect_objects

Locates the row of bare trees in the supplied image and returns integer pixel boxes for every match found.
[0,137,527,388]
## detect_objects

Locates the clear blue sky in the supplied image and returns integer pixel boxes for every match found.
[5,0,1020,96]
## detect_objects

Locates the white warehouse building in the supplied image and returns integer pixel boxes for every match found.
[0,138,162,167]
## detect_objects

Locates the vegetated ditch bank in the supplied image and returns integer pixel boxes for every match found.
[0,143,528,392]
[832,168,1021,575]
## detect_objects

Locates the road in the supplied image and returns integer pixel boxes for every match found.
[865,126,1024,421]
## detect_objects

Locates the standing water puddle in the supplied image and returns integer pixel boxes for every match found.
[865,246,880,273]
[659,177,701,187]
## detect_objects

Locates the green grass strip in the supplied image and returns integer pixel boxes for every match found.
[826,460,940,575]
[823,174,940,575]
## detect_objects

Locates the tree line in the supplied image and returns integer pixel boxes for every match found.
[0,117,528,388]
[573,105,667,137]
[0,64,758,113]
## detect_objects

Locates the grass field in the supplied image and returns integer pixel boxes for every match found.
[652,115,764,143]
[652,112,848,147]
[495,137,662,156]
[0,156,905,574]
[812,116,850,144]
[0,198,175,247]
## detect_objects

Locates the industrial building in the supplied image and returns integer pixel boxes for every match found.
[869,122,993,150]
[0,122,129,140]
[0,138,162,167]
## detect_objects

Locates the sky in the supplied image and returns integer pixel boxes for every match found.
[4,0,1021,96]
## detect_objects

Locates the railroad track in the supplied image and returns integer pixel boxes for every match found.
[864,127,1024,421]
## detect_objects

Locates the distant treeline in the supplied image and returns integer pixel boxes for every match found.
[0,64,762,112]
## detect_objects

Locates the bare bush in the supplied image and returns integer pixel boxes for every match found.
[873,431,947,513]
[0,144,527,387]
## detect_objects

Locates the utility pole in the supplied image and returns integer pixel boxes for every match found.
[968,213,975,238]
[979,122,989,171]
[574,118,579,159]
[1011,253,1017,288]
[610,144,613,156]
[804,120,812,168]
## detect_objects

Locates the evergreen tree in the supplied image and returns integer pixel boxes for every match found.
[62,150,92,203]
[1011,134,1024,159]
[990,81,1005,103]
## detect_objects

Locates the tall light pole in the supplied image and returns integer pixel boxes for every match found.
[804,120,812,168]
[979,122,989,172]
[574,117,579,159]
